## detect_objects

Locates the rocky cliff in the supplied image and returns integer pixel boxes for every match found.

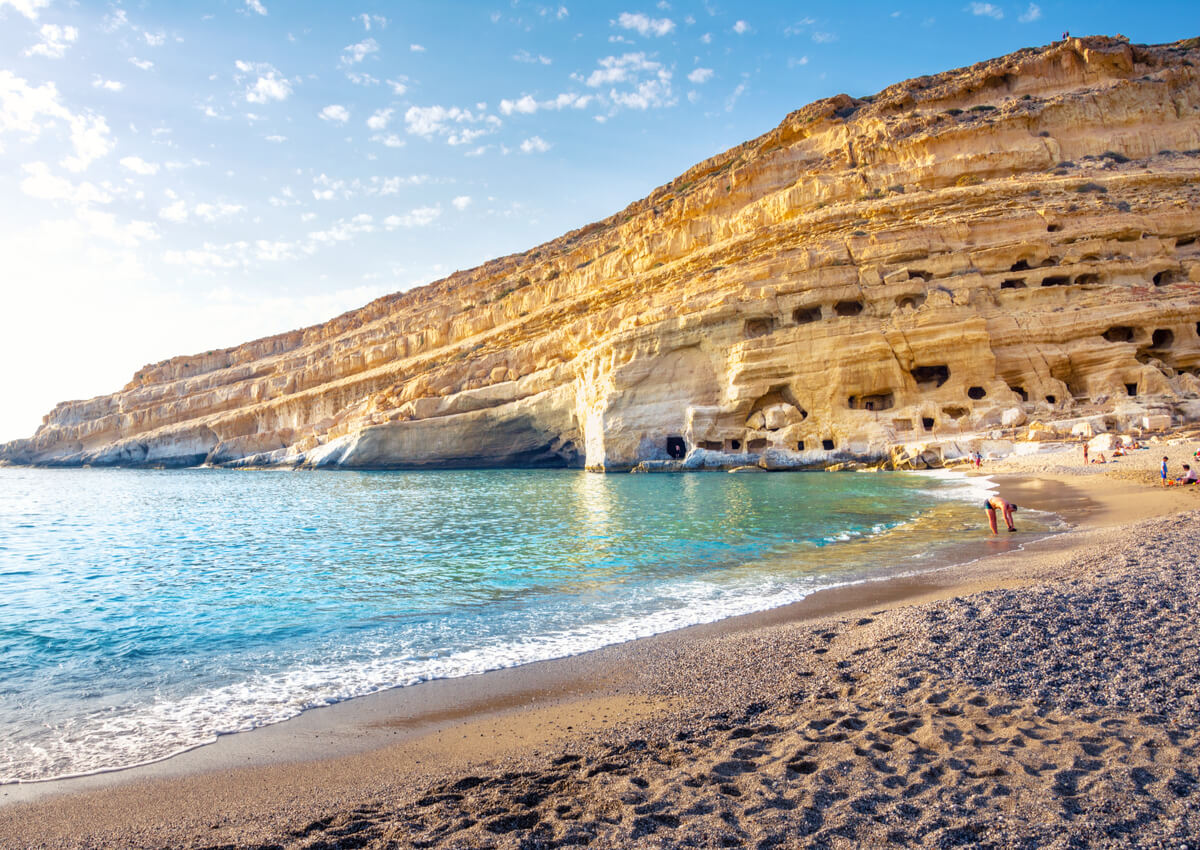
[5,36,1200,472]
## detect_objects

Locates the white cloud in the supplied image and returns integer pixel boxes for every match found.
[383,206,441,228]
[687,67,713,84]
[366,107,392,130]
[346,72,379,86]
[404,104,497,140]
[371,133,405,148]
[120,155,159,175]
[341,38,379,66]
[143,31,166,47]
[812,31,837,43]
[25,24,79,59]
[520,135,550,153]
[320,104,350,123]
[585,53,674,111]
[245,0,267,16]
[20,162,111,206]
[164,247,240,268]
[410,43,426,52]
[129,57,154,70]
[265,133,286,142]
[513,49,552,65]
[194,202,245,222]
[1018,3,1042,22]
[91,76,123,91]
[237,61,292,104]
[732,19,750,34]
[725,81,746,112]
[451,195,471,211]
[787,55,809,68]
[615,12,675,37]
[967,2,1003,19]
[159,199,188,222]
[358,13,388,30]
[387,78,409,95]
[308,213,377,244]
[0,0,49,21]
[499,92,592,115]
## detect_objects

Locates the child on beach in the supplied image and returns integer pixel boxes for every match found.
[1172,464,1199,486]
[1162,456,1170,486]
[984,496,1018,534]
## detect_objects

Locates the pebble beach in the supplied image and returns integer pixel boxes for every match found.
[3,438,1200,849]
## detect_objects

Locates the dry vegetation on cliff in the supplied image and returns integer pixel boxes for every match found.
[4,36,1199,471]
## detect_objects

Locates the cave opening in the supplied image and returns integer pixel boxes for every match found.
[897,294,925,310]
[834,300,865,317]
[967,386,987,400]
[1000,278,1026,289]
[744,317,776,339]
[911,364,950,388]
[1011,259,1032,271]
[1010,386,1028,401]
[1047,223,1062,232]
[793,306,822,324]
[1045,394,1057,404]
[797,440,805,451]
[1102,326,1135,343]
[822,438,835,450]
[1073,273,1101,286]
[700,440,722,451]
[747,438,768,452]
[922,417,935,431]
[1151,329,1175,348]
[1126,383,1138,397]
[666,436,687,459]
[849,392,895,411]
[1041,275,1070,287]
[1153,270,1182,286]
[727,439,742,452]
[942,406,968,420]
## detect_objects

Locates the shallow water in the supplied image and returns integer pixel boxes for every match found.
[0,466,1057,782]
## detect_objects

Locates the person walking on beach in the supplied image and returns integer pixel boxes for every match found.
[984,496,1018,534]
[1083,443,1089,464]
[1162,456,1170,487]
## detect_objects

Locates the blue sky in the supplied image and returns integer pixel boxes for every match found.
[0,0,1193,440]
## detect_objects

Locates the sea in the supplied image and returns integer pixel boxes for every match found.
[0,465,1059,783]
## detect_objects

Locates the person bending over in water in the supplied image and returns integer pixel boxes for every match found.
[984,496,1018,534]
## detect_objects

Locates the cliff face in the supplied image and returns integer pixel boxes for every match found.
[5,36,1200,472]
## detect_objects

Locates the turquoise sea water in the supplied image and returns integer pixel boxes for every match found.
[0,466,1055,782]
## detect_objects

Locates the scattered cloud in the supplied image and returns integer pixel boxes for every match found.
[265,134,286,143]
[236,61,292,104]
[244,0,267,16]
[967,2,1003,19]
[320,104,350,123]
[787,56,809,68]
[19,162,110,206]
[498,92,591,115]
[732,19,750,34]
[614,12,675,37]
[119,155,159,175]
[513,49,552,65]
[520,135,551,153]
[687,67,713,84]
[811,31,837,43]
[358,13,388,30]
[371,133,405,148]
[725,81,746,112]
[129,57,154,70]
[366,108,393,130]
[0,0,50,21]
[25,24,79,59]
[91,76,123,91]
[0,71,114,172]
[387,78,409,95]
[1018,3,1042,22]
[143,31,166,47]
[410,43,426,52]
[585,53,674,111]
[341,38,379,66]
[404,104,499,141]
[451,195,471,211]
[383,206,441,228]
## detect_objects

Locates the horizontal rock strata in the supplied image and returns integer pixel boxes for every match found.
[4,36,1200,471]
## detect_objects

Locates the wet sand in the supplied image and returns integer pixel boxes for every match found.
[3,445,1200,848]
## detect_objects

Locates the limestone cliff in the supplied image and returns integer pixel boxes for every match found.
[5,36,1200,472]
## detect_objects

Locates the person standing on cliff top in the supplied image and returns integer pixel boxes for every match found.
[984,496,1018,534]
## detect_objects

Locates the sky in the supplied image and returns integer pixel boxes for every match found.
[0,1,1193,441]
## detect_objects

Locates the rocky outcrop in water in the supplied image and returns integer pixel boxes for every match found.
[4,36,1200,472]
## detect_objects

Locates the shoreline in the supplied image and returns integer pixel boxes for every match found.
[3,445,1199,847]
[2,467,1044,797]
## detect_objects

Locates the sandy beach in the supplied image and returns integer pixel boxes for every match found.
[4,439,1200,849]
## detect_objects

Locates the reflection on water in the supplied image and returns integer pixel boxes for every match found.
[0,465,1059,782]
